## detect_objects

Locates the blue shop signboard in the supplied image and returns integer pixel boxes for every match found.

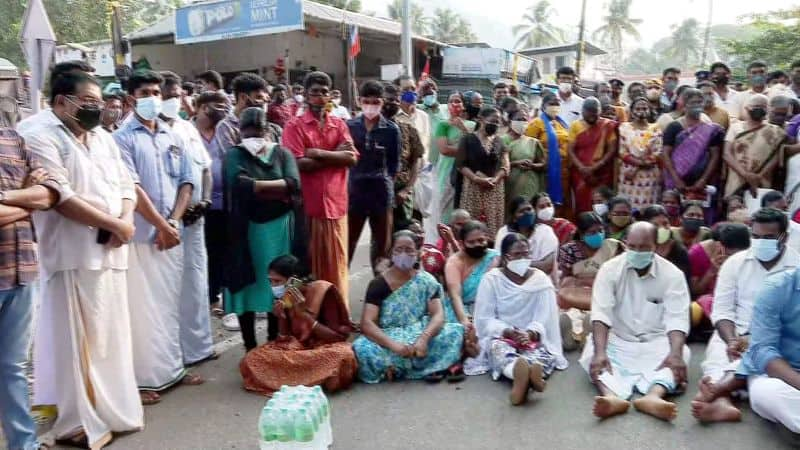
[175,0,304,45]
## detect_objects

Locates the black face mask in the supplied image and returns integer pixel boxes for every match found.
[466,104,481,119]
[713,75,729,86]
[207,107,227,123]
[464,245,487,259]
[483,123,498,136]
[74,105,102,131]
[382,103,400,118]
[749,107,767,121]
[682,218,705,233]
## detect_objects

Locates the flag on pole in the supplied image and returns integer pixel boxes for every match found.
[348,25,361,59]
[420,57,430,81]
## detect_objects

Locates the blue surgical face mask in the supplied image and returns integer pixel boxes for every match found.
[135,95,162,121]
[583,231,605,249]
[751,74,767,87]
[271,284,286,298]
[626,250,654,269]
[751,238,781,262]
[422,94,437,107]
[401,91,418,104]
[516,211,535,229]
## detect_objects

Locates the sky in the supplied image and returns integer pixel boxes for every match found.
[359,0,794,50]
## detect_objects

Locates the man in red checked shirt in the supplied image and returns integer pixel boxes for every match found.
[282,71,358,313]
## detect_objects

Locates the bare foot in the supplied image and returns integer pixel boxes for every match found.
[691,399,742,423]
[633,395,678,421]
[529,362,546,392]
[693,376,717,403]
[593,396,630,418]
[510,359,531,406]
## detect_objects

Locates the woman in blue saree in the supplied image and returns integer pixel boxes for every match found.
[354,231,464,383]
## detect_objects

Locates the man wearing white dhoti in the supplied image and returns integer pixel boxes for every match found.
[114,70,202,406]
[580,222,691,421]
[159,72,215,365]
[738,267,800,434]
[23,73,143,448]
[692,208,799,424]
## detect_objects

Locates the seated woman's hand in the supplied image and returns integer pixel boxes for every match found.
[273,300,287,319]
[412,337,429,359]
[390,341,414,358]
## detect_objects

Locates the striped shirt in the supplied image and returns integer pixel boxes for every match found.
[0,127,60,289]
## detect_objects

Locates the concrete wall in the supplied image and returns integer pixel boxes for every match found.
[536,51,600,82]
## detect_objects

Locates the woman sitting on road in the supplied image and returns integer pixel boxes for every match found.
[240,255,356,395]
[642,205,692,285]
[494,196,560,277]
[672,200,712,249]
[466,233,568,405]
[532,192,577,246]
[353,231,464,383]
[557,212,624,349]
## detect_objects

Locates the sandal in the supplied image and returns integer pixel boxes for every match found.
[55,430,89,449]
[424,371,447,383]
[446,363,466,383]
[181,372,205,385]
[140,391,161,406]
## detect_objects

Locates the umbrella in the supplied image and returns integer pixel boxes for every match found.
[20,0,56,113]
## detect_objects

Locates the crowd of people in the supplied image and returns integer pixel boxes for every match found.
[1,57,800,449]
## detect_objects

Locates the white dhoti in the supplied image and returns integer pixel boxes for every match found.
[749,375,800,433]
[580,334,691,400]
[33,269,143,447]
[180,221,213,364]
[128,242,186,390]
[701,332,741,381]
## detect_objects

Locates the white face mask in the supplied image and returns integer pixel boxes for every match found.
[506,258,532,277]
[160,97,181,119]
[332,98,341,106]
[294,94,304,103]
[537,206,555,222]
[510,120,528,135]
[361,104,381,120]
[271,284,286,298]
[135,96,162,121]
[558,82,573,95]
[593,203,609,216]
[240,137,268,156]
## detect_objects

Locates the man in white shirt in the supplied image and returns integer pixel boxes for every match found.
[16,60,95,135]
[692,207,799,424]
[330,89,352,120]
[23,72,143,448]
[732,61,771,122]
[710,62,740,119]
[394,75,431,160]
[555,66,584,127]
[580,221,690,421]
[160,72,215,366]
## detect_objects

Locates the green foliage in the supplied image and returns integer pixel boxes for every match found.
[512,0,565,50]
[665,18,702,68]
[592,0,641,68]
[387,0,429,36]
[428,7,477,44]
[720,7,800,72]
[0,0,183,69]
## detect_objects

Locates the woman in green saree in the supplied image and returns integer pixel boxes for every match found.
[504,110,545,219]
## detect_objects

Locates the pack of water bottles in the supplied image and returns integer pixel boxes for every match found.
[258,385,332,450]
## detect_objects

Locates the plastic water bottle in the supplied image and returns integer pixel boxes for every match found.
[258,385,333,449]
[276,407,294,449]
[258,407,279,450]
[313,386,332,447]
[293,408,315,449]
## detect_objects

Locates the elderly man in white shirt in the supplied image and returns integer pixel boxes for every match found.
[23,73,143,448]
[580,221,691,421]
[692,207,800,424]
[555,66,584,127]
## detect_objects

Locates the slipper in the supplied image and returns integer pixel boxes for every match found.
[424,371,446,383]
[56,430,89,449]
[446,363,466,383]
[140,391,161,406]
[181,372,205,385]
[560,313,579,352]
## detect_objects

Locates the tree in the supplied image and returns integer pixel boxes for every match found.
[665,18,702,69]
[512,0,563,50]
[621,47,663,75]
[312,0,362,12]
[427,8,477,44]
[0,0,184,69]
[387,0,428,35]
[721,7,800,72]
[592,0,641,69]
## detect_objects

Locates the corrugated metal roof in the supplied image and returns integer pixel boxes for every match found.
[518,42,606,56]
[127,0,450,47]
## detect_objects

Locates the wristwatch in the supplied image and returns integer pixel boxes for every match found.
[167,218,180,228]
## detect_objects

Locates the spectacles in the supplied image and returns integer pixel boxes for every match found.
[67,95,104,109]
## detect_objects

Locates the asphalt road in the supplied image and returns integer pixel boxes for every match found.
[36,229,800,449]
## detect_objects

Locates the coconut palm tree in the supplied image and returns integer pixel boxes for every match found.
[666,18,702,68]
[512,0,563,49]
[387,0,429,35]
[592,0,642,69]
[428,8,477,43]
